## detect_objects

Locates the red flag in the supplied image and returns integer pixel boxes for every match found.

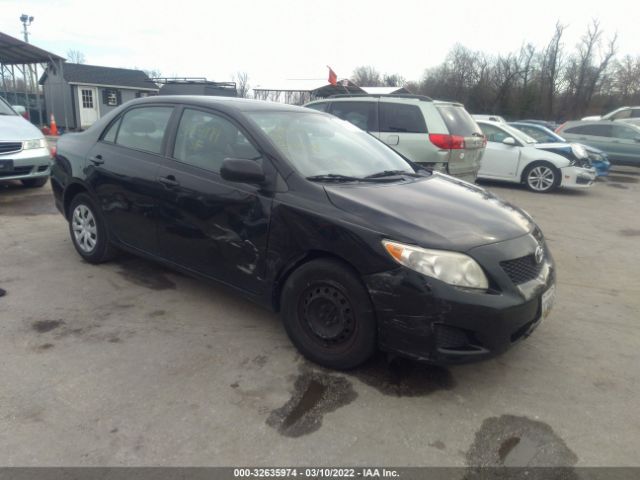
[327,66,337,86]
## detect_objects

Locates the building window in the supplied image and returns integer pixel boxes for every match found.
[81,89,94,108]
[106,90,118,106]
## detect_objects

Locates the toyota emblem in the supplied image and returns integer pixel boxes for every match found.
[535,245,544,264]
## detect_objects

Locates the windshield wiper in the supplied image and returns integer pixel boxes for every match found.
[306,174,367,183]
[364,170,422,179]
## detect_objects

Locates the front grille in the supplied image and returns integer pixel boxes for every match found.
[500,254,543,285]
[0,165,32,178]
[0,142,22,154]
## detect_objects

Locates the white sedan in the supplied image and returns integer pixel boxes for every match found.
[476,120,596,193]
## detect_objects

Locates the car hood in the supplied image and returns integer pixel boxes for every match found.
[0,115,44,141]
[324,174,535,252]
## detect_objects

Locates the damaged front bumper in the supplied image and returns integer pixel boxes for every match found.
[363,233,555,364]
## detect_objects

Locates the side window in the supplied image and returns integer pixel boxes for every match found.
[632,110,640,118]
[306,102,329,112]
[613,125,640,140]
[115,107,173,154]
[102,118,121,143]
[611,110,631,120]
[480,124,509,143]
[173,108,260,173]
[329,101,377,131]
[379,103,427,133]
[565,124,612,137]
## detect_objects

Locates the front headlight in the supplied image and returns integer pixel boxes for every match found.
[23,138,47,150]
[382,240,489,289]
[570,143,588,160]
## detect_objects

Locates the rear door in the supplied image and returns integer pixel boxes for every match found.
[378,100,426,159]
[611,124,640,164]
[155,106,273,294]
[87,105,174,254]
[435,103,485,180]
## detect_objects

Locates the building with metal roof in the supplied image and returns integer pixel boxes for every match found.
[40,63,159,130]
[253,78,365,105]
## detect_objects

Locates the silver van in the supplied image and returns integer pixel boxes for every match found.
[305,94,485,182]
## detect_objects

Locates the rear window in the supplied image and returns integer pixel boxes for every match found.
[436,105,482,136]
[379,103,426,133]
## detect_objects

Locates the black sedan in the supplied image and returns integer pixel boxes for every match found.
[50,96,555,369]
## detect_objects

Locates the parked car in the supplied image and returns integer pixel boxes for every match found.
[51,96,556,369]
[305,94,485,183]
[557,120,640,166]
[510,121,610,177]
[0,96,51,188]
[476,120,596,193]
[473,114,507,123]
[582,106,640,127]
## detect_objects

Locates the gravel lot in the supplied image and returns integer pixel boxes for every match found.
[0,169,638,467]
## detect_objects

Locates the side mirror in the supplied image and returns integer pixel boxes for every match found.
[502,137,517,146]
[220,158,265,184]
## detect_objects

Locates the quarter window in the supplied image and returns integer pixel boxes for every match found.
[173,109,260,173]
[115,107,173,154]
[102,118,120,143]
[379,103,427,133]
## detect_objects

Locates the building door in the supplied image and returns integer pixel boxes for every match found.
[78,86,99,128]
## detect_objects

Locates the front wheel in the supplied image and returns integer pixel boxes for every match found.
[280,258,376,370]
[68,193,117,263]
[523,162,560,193]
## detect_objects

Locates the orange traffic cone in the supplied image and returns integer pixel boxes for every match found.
[50,113,59,136]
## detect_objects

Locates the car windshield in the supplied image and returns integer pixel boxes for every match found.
[246,111,416,178]
[0,97,17,115]
[500,123,537,144]
[513,124,565,143]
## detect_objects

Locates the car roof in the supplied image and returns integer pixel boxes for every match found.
[129,95,313,113]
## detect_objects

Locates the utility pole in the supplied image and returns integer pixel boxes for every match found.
[20,14,34,43]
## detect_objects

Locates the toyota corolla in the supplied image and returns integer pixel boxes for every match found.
[50,96,555,369]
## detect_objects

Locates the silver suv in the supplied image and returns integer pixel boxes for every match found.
[0,96,51,188]
[305,94,485,182]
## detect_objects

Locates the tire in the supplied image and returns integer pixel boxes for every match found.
[523,161,560,193]
[68,193,117,263]
[21,177,48,188]
[280,258,376,370]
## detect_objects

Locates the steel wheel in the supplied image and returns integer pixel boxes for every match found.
[71,204,98,253]
[527,165,556,192]
[299,283,355,346]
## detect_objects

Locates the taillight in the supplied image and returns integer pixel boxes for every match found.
[429,133,465,150]
[555,122,566,133]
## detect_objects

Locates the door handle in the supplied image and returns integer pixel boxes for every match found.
[157,175,179,187]
[89,154,104,165]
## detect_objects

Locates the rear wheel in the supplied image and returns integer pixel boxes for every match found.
[21,177,48,188]
[68,193,117,263]
[280,258,376,370]
[523,162,560,193]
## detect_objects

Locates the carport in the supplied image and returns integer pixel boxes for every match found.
[0,31,65,127]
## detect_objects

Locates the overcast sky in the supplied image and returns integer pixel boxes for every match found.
[1,0,638,87]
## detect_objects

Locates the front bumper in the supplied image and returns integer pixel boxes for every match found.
[0,146,51,181]
[363,232,555,364]
[560,165,596,188]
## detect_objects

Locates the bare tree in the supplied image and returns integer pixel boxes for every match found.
[540,22,565,118]
[67,50,86,64]
[233,71,250,98]
[383,73,406,87]
[351,66,382,87]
